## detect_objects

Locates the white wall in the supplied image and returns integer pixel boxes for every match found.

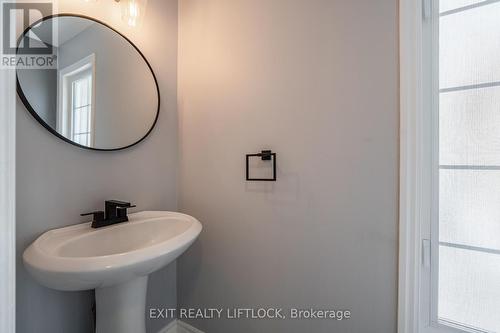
[177,0,399,332]
[16,1,178,332]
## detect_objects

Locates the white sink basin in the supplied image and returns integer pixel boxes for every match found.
[23,211,202,333]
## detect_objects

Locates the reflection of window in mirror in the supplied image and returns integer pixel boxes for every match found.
[57,54,96,147]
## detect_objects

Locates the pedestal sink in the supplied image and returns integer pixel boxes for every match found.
[23,211,202,333]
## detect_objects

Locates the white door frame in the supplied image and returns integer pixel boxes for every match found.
[398,0,425,332]
[0,66,16,332]
[0,0,17,327]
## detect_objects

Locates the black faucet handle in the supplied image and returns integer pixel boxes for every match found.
[117,205,136,211]
[80,211,105,221]
[117,205,136,218]
[106,200,133,207]
[116,203,135,208]
[105,200,133,219]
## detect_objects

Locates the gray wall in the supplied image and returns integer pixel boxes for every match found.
[15,1,178,332]
[17,68,57,128]
[16,38,58,128]
[177,1,399,333]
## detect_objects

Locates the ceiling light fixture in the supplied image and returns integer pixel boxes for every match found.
[82,0,148,27]
[117,0,147,27]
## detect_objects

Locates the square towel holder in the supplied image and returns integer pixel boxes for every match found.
[245,150,277,181]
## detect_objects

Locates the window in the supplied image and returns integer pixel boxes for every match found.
[437,1,500,332]
[415,1,500,333]
[70,74,93,146]
[57,54,95,147]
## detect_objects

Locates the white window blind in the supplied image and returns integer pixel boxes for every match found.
[437,1,500,332]
[71,75,92,146]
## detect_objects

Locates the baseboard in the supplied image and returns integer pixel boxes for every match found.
[157,319,205,333]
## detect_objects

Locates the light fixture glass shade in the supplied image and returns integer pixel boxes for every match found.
[121,0,148,27]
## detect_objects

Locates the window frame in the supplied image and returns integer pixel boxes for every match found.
[399,1,499,333]
[57,53,96,147]
[398,1,426,333]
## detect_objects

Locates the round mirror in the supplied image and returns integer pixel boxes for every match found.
[16,14,160,151]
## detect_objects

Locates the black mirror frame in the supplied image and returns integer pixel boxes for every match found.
[16,13,161,152]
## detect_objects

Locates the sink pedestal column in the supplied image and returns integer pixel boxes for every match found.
[95,276,148,333]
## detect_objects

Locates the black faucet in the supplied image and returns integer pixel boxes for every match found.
[81,200,136,228]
